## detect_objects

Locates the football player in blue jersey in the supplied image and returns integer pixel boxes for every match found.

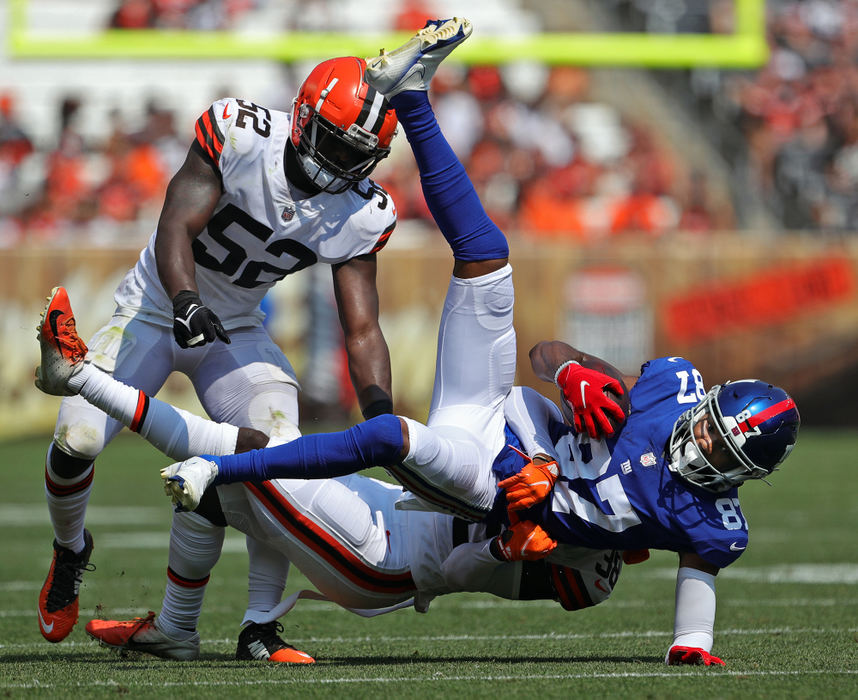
[499,342,799,666]
[36,17,800,666]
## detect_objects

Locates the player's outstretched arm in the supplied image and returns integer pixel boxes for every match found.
[332,254,393,419]
[154,142,230,349]
[666,552,725,667]
[529,340,634,439]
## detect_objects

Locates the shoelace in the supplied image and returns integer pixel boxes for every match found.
[45,550,95,612]
[247,621,291,650]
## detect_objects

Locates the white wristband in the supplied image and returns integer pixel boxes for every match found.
[553,360,580,388]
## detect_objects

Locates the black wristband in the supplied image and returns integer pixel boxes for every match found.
[361,398,394,420]
[172,289,203,314]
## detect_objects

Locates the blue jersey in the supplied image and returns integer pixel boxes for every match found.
[529,357,749,569]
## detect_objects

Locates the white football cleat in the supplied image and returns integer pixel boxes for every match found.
[35,286,88,396]
[161,456,219,511]
[86,612,200,660]
[366,17,472,97]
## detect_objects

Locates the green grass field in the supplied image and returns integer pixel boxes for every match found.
[2,430,857,698]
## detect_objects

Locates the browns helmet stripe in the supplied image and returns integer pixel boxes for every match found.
[246,481,416,594]
[358,86,388,135]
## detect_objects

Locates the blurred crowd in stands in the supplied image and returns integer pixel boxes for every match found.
[108,0,257,30]
[1,0,855,247]
[620,0,858,231]
[732,0,858,229]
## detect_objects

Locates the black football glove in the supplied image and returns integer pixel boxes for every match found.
[171,290,230,349]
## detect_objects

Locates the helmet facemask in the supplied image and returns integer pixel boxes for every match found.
[293,103,392,194]
[668,385,776,492]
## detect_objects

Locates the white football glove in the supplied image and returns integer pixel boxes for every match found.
[160,456,219,511]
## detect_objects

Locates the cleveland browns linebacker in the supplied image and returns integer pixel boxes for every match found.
[37,56,399,660]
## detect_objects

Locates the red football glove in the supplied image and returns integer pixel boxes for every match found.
[555,361,626,439]
[667,646,726,667]
[498,459,559,511]
[493,513,557,562]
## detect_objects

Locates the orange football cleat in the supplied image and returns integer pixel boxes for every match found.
[86,612,200,660]
[38,529,94,642]
[35,286,88,396]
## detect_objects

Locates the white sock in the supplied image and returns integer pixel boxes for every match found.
[44,444,93,552]
[73,364,238,459]
[242,536,290,626]
[157,510,224,638]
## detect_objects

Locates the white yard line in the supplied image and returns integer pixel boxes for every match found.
[3,669,858,689]
[2,626,857,648]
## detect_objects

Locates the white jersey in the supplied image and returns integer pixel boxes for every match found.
[217,473,618,616]
[114,97,397,329]
[406,510,621,611]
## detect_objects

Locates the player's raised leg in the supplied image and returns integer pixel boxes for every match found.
[36,288,245,460]
[367,18,516,515]
[37,289,315,661]
[33,288,95,641]
[366,17,509,277]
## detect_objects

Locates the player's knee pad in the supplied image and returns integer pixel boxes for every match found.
[242,386,299,434]
[52,411,109,461]
[47,442,94,479]
[460,266,514,332]
[309,479,375,551]
[267,416,301,446]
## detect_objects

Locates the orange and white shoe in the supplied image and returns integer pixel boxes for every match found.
[86,612,200,660]
[35,286,88,396]
[236,621,315,664]
[38,529,94,642]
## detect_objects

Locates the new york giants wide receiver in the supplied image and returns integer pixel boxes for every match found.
[499,341,800,665]
[37,56,399,656]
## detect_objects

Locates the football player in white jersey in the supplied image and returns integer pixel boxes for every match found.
[35,299,625,659]
[37,55,400,654]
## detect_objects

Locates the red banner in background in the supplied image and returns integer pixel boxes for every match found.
[662,257,856,344]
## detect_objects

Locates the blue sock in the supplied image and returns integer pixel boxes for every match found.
[390,91,509,262]
[211,414,404,484]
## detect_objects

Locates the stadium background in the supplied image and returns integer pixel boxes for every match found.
[1,2,857,695]
[1,0,857,438]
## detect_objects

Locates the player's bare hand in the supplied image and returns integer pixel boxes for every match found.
[498,459,558,511]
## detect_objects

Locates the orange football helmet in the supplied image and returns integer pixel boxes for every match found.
[291,56,398,193]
